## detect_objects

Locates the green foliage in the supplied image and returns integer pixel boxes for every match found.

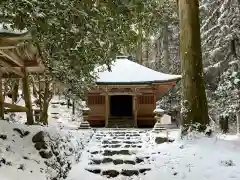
[0,0,165,97]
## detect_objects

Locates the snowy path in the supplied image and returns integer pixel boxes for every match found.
[67,129,154,180]
[67,129,240,180]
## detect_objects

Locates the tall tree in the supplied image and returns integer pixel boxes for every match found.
[178,0,209,129]
[162,20,170,72]
[0,0,146,97]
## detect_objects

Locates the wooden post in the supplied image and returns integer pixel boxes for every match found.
[72,100,75,115]
[12,79,19,104]
[0,73,4,120]
[237,111,240,134]
[21,67,34,125]
[37,75,42,111]
[53,82,56,95]
[105,87,109,127]
[153,91,157,122]
[133,95,138,127]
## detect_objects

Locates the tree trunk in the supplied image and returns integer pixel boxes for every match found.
[3,79,8,101]
[38,75,42,111]
[39,80,51,125]
[236,111,240,134]
[67,99,71,108]
[136,21,143,65]
[0,74,4,120]
[21,68,34,125]
[179,0,209,128]
[162,21,170,73]
[156,37,161,71]
[72,101,75,115]
[143,40,149,67]
[12,79,19,104]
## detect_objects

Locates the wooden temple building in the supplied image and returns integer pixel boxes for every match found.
[86,57,181,128]
[0,25,44,124]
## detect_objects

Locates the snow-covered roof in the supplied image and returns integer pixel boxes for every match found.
[0,23,27,34]
[154,108,165,114]
[96,58,181,85]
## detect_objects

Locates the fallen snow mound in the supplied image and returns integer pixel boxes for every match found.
[0,121,93,180]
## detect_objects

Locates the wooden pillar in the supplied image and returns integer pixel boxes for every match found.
[72,100,75,115]
[153,91,157,124]
[37,75,42,111]
[105,93,109,127]
[22,67,34,125]
[133,94,138,127]
[53,82,56,95]
[153,91,157,109]
[0,73,4,120]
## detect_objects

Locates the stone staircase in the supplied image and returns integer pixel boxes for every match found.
[79,121,91,129]
[84,130,152,178]
[108,117,134,128]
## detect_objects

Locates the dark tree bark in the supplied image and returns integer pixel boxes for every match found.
[39,77,53,125]
[136,20,143,65]
[21,68,34,125]
[179,0,209,127]
[12,79,19,104]
[72,101,75,115]
[162,21,170,72]
[0,74,4,120]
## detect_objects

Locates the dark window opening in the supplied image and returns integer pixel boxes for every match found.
[110,95,132,117]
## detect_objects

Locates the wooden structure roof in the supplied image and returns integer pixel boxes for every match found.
[0,28,44,78]
[95,57,181,85]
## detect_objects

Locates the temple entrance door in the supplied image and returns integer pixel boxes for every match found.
[110,95,133,117]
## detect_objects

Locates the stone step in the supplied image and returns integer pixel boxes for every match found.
[85,167,151,178]
[108,120,135,128]
[108,120,134,122]
[108,125,134,128]
[79,121,91,129]
[108,122,134,125]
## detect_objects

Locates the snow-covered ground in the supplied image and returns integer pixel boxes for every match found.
[0,120,93,180]
[5,95,83,130]
[1,95,93,180]
[2,95,240,180]
[67,130,240,180]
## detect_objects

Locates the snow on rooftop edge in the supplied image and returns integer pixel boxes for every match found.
[96,58,181,84]
[154,108,165,113]
[0,23,27,34]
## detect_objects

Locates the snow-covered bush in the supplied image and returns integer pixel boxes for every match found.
[211,61,239,121]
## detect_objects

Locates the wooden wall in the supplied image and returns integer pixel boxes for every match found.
[137,93,156,127]
[87,93,105,126]
[87,92,156,127]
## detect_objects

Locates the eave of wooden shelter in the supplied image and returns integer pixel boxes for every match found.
[1,65,45,78]
[0,32,31,47]
[0,25,42,124]
[0,24,30,47]
[0,39,44,78]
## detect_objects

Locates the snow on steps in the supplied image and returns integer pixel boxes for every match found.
[72,129,153,179]
[79,121,91,129]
